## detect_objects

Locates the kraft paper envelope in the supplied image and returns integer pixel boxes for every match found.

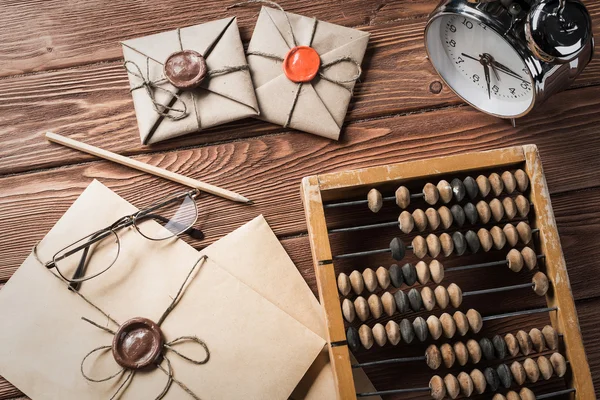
[0,180,324,399]
[122,17,259,145]
[247,7,369,140]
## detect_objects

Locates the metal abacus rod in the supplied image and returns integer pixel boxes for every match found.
[357,387,574,399]
[324,192,424,209]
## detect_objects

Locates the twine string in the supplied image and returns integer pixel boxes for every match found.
[81,316,117,335]
[157,356,202,400]
[228,0,297,47]
[110,370,136,400]
[154,356,174,400]
[81,346,125,383]
[165,336,211,364]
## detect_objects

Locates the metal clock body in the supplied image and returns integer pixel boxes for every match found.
[425,0,593,119]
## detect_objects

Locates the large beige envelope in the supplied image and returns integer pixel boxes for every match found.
[122,18,259,145]
[0,181,324,399]
[247,7,369,140]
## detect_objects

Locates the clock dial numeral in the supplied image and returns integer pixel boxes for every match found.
[448,24,457,32]
[462,18,473,29]
[509,88,517,96]
[521,82,531,90]
[456,56,464,64]
[477,22,487,30]
[448,39,456,47]
[492,85,499,93]
[473,74,480,82]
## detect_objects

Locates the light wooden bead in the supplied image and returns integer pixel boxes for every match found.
[476,175,491,197]
[438,206,453,229]
[489,172,504,196]
[507,248,524,272]
[484,366,500,392]
[363,268,377,293]
[451,204,466,227]
[429,375,446,400]
[372,323,387,347]
[347,327,360,352]
[454,341,469,366]
[358,324,374,350]
[398,211,415,234]
[448,283,463,308]
[489,198,505,222]
[416,261,431,285]
[493,395,507,400]
[427,234,442,258]
[376,266,390,290]
[457,371,473,397]
[444,373,460,399]
[517,221,532,244]
[395,186,410,209]
[523,357,540,382]
[464,176,479,199]
[439,233,454,257]
[550,352,567,377]
[520,387,536,400]
[537,355,553,380]
[400,318,415,344]
[437,180,453,203]
[478,228,494,252]
[517,330,533,355]
[426,344,442,369]
[427,315,443,340]
[503,196,517,219]
[476,200,492,224]
[504,223,519,247]
[426,208,441,230]
[421,286,436,311]
[490,226,507,250]
[381,292,396,316]
[342,299,355,323]
[497,364,513,388]
[515,194,530,217]
[386,320,401,345]
[464,203,478,225]
[506,392,521,400]
[466,309,483,333]
[440,313,457,338]
[522,247,538,270]
[440,343,455,368]
[511,360,527,385]
[367,189,383,213]
[502,171,517,194]
[349,270,364,295]
[430,260,445,283]
[435,286,450,309]
[337,273,351,296]
[423,183,440,205]
[394,290,409,313]
[467,339,482,363]
[470,369,487,394]
[368,294,383,319]
[514,169,530,192]
[389,264,404,288]
[505,333,520,357]
[413,209,427,232]
[532,272,549,296]
[529,328,546,352]
[354,297,370,322]
[412,235,428,259]
[454,311,469,336]
[542,325,559,350]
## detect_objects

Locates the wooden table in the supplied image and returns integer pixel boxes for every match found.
[0,1,598,399]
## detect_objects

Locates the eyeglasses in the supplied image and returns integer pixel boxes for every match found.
[34,189,204,291]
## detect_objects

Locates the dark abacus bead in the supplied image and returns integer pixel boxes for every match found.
[484,367,500,392]
[465,230,480,253]
[463,203,478,225]
[452,231,467,256]
[408,288,423,311]
[389,264,404,288]
[413,317,429,342]
[463,176,479,199]
[402,263,418,286]
[347,327,360,352]
[451,178,466,202]
[400,318,415,344]
[497,364,512,388]
[492,335,508,359]
[480,337,496,360]
[390,237,406,261]
[394,290,410,313]
[451,204,466,227]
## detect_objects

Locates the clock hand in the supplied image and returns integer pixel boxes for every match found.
[461,53,480,62]
[483,62,491,99]
[491,61,527,82]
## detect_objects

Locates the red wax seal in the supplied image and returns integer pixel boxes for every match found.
[164,50,208,89]
[112,317,164,370]
[282,46,321,83]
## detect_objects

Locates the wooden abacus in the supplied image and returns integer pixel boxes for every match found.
[300,145,593,400]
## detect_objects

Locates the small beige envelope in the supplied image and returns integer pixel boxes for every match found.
[122,17,259,145]
[247,7,370,140]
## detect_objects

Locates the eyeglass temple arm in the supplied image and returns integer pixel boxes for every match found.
[69,230,109,291]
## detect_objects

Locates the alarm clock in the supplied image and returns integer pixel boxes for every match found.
[425,0,593,120]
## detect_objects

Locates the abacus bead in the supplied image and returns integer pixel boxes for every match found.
[506,393,521,400]
[505,333,520,357]
[467,339,483,363]
[408,288,423,311]
[363,268,377,293]
[478,228,494,252]
[350,270,364,295]
[440,313,457,338]
[386,321,401,345]
[529,328,546,352]
[402,263,418,286]
[358,325,374,350]
[429,375,446,400]
[451,204,466,227]
[515,194,530,217]
[400,318,415,344]
[542,325,559,350]
[514,169,530,192]
[395,186,411,209]
[550,352,567,377]
[507,248,524,272]
[517,221,532,244]
[389,264,404,288]
[489,172,504,196]
[438,206,454,229]
[464,176,479,199]
[497,364,513,388]
[523,357,540,382]
[427,315,443,340]
[477,175,492,197]
[454,311,469,336]
[390,237,406,260]
[511,360,527,385]
[355,297,370,322]
[484,367,500,392]
[448,283,463,308]
[423,183,440,205]
[521,247,538,270]
[464,203,478,225]
[454,341,469,366]
[440,343,455,368]
[426,208,441,231]
[465,230,480,253]
[503,224,518,248]
[502,171,517,194]
[494,395,507,400]
[426,344,442,369]
[381,292,396,316]
[347,327,360,352]
[452,231,467,256]
[532,272,549,296]
[439,233,454,257]
[480,337,496,360]
[490,198,505,222]
[372,323,387,347]
[457,371,473,397]
[368,294,383,319]
[394,290,410,313]
[422,286,436,311]
[490,226,507,250]
[517,330,533,355]
[451,178,466,202]
[537,356,553,380]
[412,236,428,259]
[493,335,508,359]
[337,273,351,296]
[437,180,453,203]
[520,388,536,400]
[470,369,487,394]
[430,260,445,283]
[435,286,450,309]
[503,197,517,219]
[426,234,442,258]
[444,374,461,399]
[466,309,483,333]
[376,266,390,290]
[398,211,414,234]
[367,189,383,213]
[416,261,431,285]
[342,299,356,323]
[476,200,492,224]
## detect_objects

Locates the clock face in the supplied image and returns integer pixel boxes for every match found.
[426,14,535,117]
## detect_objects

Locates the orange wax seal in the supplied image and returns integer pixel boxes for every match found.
[112,317,164,370]
[164,50,208,89]
[282,46,320,83]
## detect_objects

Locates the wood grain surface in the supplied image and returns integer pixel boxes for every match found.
[0,0,599,398]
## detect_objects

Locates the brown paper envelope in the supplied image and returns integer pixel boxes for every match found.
[0,180,325,399]
[122,17,259,145]
[247,7,369,140]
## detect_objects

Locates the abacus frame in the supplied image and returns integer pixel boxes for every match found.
[300,145,593,400]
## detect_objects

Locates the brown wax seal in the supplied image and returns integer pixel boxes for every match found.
[164,50,207,89]
[112,317,164,370]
